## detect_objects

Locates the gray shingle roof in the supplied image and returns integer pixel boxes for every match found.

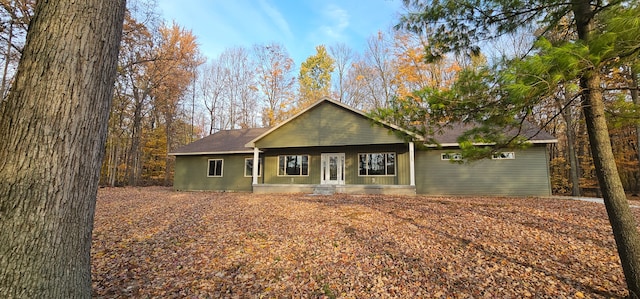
[428,121,557,145]
[170,99,556,155]
[169,128,270,155]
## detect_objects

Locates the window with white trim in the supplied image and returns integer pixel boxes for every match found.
[358,153,395,176]
[492,152,515,159]
[278,155,309,176]
[244,158,262,177]
[441,153,463,161]
[207,159,223,177]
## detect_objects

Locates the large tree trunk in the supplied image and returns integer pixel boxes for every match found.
[581,71,640,298]
[573,1,640,297]
[582,71,640,298]
[0,1,125,298]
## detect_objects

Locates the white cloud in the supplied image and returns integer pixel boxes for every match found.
[258,0,294,40]
[319,4,350,40]
[156,0,403,64]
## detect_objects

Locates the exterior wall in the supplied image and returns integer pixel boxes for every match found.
[174,154,260,191]
[261,144,410,186]
[174,145,554,196]
[415,146,552,196]
[254,102,407,148]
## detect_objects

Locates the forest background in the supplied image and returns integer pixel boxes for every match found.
[1,0,638,196]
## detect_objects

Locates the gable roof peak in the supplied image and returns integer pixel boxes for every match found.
[244,97,423,148]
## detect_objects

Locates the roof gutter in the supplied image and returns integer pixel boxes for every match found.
[425,139,559,147]
[169,150,261,156]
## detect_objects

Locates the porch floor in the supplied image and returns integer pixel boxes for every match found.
[252,184,416,195]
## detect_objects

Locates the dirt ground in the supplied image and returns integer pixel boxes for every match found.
[92,187,639,298]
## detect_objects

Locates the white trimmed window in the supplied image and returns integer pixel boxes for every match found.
[278,155,309,176]
[492,152,515,160]
[358,153,395,176]
[244,158,262,177]
[441,153,463,161]
[207,159,223,177]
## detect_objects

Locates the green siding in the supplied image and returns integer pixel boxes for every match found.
[415,146,552,196]
[174,144,554,195]
[262,145,410,186]
[263,153,319,184]
[255,101,406,148]
[174,154,257,191]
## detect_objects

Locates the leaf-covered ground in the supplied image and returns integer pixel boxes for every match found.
[92,187,639,298]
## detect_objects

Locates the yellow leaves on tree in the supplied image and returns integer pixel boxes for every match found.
[391,31,461,101]
[254,43,296,127]
[297,45,335,111]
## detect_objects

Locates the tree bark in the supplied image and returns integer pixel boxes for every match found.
[565,109,581,196]
[127,79,145,186]
[581,70,640,298]
[0,1,125,297]
[630,66,640,194]
[573,1,640,296]
[556,89,581,196]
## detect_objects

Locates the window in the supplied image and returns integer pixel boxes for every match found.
[492,152,515,160]
[441,153,463,161]
[207,159,223,177]
[358,153,395,176]
[244,158,262,177]
[278,155,309,176]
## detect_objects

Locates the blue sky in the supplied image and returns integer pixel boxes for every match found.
[156,0,405,65]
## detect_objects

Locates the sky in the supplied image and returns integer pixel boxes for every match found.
[156,0,406,65]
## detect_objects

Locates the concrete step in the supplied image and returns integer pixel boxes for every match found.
[313,185,336,195]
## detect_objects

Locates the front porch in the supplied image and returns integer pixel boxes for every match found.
[252,184,416,195]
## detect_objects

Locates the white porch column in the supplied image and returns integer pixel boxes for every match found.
[409,142,416,186]
[252,147,259,185]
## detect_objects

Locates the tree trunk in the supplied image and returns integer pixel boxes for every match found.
[581,70,640,298]
[164,111,174,186]
[0,1,125,298]
[565,113,581,196]
[630,67,640,195]
[127,82,145,186]
[572,1,640,296]
[556,90,581,196]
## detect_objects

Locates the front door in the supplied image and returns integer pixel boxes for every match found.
[321,153,345,185]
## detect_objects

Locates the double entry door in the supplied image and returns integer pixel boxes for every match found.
[321,153,345,185]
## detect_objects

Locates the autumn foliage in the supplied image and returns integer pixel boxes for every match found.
[92,187,637,297]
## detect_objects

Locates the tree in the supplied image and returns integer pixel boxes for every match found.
[359,32,396,109]
[221,46,259,129]
[102,6,204,187]
[149,22,202,185]
[200,58,229,133]
[113,11,157,187]
[330,42,354,103]
[0,0,125,297]
[392,31,460,100]
[199,47,259,131]
[298,45,335,109]
[339,53,370,109]
[398,0,640,296]
[631,65,640,194]
[0,0,34,98]
[254,43,295,127]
